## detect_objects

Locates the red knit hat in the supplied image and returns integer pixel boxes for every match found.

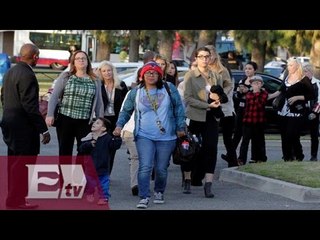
[140,61,163,78]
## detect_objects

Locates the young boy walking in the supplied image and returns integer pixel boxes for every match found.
[78,117,122,205]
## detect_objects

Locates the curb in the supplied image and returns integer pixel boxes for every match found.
[219,167,320,203]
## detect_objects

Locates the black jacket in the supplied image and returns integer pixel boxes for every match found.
[101,81,128,119]
[1,62,48,154]
[280,76,314,114]
[78,133,122,175]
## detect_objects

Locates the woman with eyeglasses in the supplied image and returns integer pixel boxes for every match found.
[113,61,186,209]
[46,50,104,156]
[183,46,226,198]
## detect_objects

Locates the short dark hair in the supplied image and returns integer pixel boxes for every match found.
[97,117,111,131]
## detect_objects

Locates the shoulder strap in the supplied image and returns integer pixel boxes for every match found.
[163,81,175,117]
[163,81,172,97]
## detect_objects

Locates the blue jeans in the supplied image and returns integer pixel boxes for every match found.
[85,174,110,200]
[136,136,176,199]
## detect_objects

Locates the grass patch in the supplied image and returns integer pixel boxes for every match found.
[0,69,61,118]
[238,161,320,188]
[35,69,61,95]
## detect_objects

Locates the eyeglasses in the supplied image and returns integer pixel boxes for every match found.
[144,71,159,77]
[75,57,87,61]
[197,55,211,60]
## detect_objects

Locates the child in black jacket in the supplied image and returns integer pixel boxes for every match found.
[78,117,122,205]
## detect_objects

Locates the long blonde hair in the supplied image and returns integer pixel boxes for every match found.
[287,57,304,80]
[205,45,227,74]
[97,60,122,89]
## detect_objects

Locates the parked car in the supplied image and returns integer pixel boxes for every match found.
[263,66,284,78]
[264,59,287,69]
[232,70,310,133]
[232,70,282,132]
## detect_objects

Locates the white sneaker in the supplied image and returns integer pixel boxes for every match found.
[136,198,149,209]
[153,192,164,204]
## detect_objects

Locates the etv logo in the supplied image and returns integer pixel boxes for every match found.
[26,164,87,199]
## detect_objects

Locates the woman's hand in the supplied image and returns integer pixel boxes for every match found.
[208,100,221,108]
[288,95,303,105]
[113,127,122,136]
[177,130,186,138]
[45,116,54,127]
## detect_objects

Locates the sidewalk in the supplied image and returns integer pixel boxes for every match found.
[219,167,320,203]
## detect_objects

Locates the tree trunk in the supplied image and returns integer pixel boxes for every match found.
[96,41,110,61]
[251,42,266,72]
[311,39,320,79]
[197,30,217,48]
[129,30,140,62]
[159,31,175,61]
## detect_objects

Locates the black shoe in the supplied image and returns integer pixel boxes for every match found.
[131,185,139,196]
[183,179,191,194]
[221,154,229,162]
[310,156,318,161]
[228,160,239,167]
[204,182,214,198]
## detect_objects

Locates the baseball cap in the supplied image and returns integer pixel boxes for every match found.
[249,75,263,84]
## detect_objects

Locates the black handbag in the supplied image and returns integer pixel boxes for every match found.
[272,92,285,111]
[172,133,200,165]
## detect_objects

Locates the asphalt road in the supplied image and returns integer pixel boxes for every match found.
[0,128,320,210]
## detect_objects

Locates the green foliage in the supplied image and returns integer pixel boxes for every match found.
[278,30,315,56]
[119,50,128,62]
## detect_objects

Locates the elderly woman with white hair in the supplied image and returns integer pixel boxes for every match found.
[96,60,128,174]
[302,62,320,161]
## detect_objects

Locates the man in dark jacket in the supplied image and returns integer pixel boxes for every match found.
[1,43,51,209]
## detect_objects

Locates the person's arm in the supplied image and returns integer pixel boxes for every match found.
[113,89,135,136]
[109,136,123,151]
[268,90,281,100]
[78,140,94,154]
[221,68,233,94]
